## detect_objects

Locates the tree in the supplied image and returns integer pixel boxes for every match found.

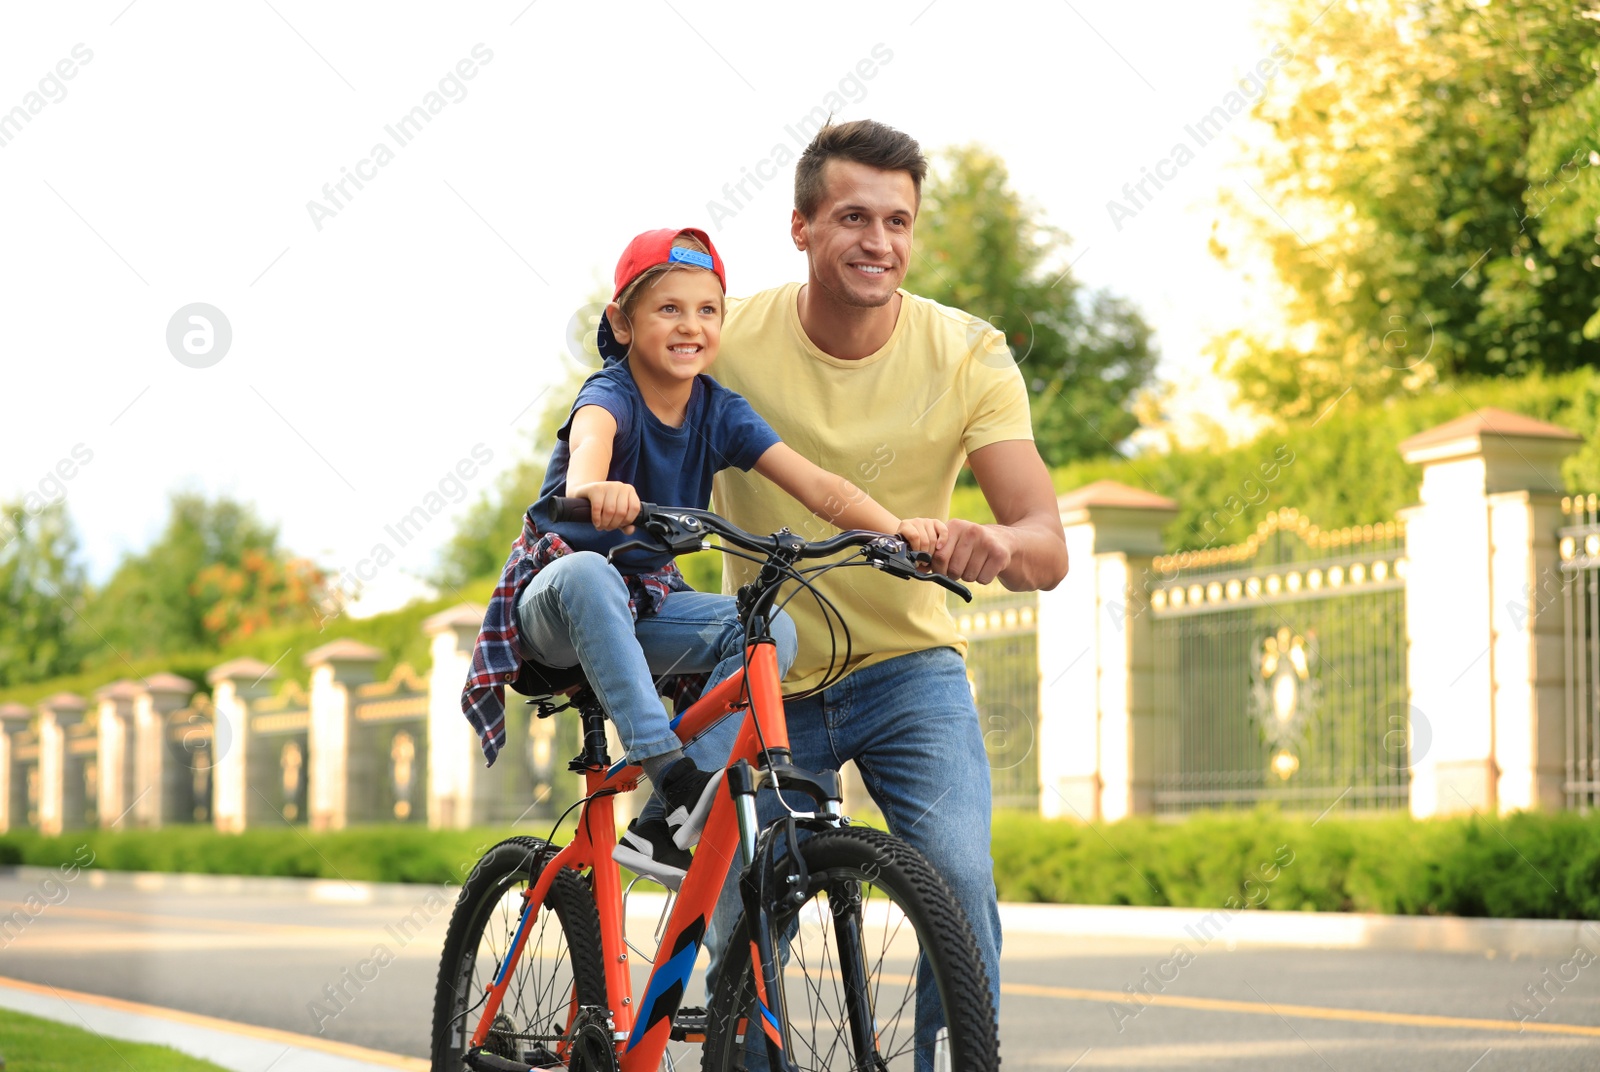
[90,492,324,656]
[903,145,1158,466]
[193,550,329,646]
[1525,40,1600,336]
[0,502,90,687]
[1214,0,1600,420]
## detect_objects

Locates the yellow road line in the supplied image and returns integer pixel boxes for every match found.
[1002,981,1600,1039]
[0,974,428,1070]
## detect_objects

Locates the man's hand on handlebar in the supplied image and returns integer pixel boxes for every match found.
[930,518,1016,587]
[568,481,640,534]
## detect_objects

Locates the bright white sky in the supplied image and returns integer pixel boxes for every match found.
[1,0,1288,615]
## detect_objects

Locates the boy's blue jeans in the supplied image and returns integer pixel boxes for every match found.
[514,551,797,765]
[641,645,1002,1072]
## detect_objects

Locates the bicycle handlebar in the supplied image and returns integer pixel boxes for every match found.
[548,495,972,602]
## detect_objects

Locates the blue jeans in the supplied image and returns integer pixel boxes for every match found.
[514,551,797,765]
[645,646,1002,1071]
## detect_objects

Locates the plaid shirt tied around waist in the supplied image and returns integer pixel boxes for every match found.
[460,512,703,766]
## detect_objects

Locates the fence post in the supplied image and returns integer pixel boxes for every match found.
[424,604,484,829]
[209,658,279,832]
[305,640,383,831]
[1401,408,1582,817]
[1041,481,1177,821]
[0,703,32,832]
[131,672,197,828]
[36,692,88,835]
[93,680,139,830]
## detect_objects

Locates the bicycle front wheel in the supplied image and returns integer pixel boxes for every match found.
[701,825,999,1072]
[430,836,607,1071]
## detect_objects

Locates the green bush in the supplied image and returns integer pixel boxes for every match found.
[990,808,1600,919]
[6,807,1600,920]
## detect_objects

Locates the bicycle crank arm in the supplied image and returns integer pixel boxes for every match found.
[462,1048,544,1072]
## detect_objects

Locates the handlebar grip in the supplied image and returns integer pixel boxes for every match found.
[550,496,590,523]
[550,496,657,528]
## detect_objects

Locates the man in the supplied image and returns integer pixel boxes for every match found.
[692,117,1068,1058]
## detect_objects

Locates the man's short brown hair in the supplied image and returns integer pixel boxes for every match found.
[794,119,927,219]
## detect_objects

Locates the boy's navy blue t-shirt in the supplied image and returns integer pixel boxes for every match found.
[531,362,780,573]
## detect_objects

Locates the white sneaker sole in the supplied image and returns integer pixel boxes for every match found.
[611,840,686,891]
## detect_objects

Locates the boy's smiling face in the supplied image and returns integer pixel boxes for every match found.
[607,268,724,388]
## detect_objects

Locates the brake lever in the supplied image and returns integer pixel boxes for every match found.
[866,538,973,602]
[606,537,668,563]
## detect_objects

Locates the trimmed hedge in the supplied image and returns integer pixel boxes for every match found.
[991,809,1600,919]
[6,808,1600,919]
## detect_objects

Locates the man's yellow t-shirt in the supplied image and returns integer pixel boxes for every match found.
[712,283,1035,692]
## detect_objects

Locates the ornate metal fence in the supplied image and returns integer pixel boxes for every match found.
[1562,494,1600,810]
[1148,508,1410,814]
[954,587,1040,810]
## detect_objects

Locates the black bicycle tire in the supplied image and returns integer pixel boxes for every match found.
[430,836,607,1071]
[700,825,1000,1071]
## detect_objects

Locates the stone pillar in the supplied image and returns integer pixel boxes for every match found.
[131,673,197,828]
[1039,481,1177,821]
[305,639,382,831]
[426,604,486,829]
[209,658,278,832]
[93,680,139,829]
[36,692,87,835]
[0,703,33,833]
[1401,408,1582,818]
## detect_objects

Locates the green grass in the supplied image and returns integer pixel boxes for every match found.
[0,1007,231,1070]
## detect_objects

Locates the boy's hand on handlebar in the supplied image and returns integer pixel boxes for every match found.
[571,481,639,533]
[896,517,947,557]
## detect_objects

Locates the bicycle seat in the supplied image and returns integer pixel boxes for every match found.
[508,658,587,698]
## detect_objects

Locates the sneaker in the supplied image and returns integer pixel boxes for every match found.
[660,759,724,850]
[613,817,692,890]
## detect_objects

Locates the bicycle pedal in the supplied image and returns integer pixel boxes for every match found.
[670,1005,709,1042]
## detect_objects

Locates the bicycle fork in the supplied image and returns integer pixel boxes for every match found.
[729,758,884,1072]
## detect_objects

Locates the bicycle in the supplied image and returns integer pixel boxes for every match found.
[431,498,1001,1072]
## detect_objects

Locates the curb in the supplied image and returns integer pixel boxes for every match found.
[15,864,1600,958]
[997,902,1600,958]
[0,975,426,1072]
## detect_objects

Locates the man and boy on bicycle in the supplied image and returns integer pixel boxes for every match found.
[463,116,1069,1051]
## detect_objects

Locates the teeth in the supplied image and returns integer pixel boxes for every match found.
[856,265,886,274]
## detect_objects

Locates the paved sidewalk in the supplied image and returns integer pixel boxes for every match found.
[0,975,425,1072]
[997,902,1600,958]
[62,863,1600,957]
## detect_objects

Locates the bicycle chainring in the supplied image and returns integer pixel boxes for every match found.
[564,1006,619,1072]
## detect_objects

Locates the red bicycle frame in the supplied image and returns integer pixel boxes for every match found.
[468,640,789,1070]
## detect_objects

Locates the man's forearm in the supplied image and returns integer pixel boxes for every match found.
[994,521,1069,592]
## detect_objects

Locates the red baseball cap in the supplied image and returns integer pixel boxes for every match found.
[611,227,726,298]
[598,227,726,363]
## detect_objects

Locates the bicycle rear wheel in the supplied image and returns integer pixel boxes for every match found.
[430,836,607,1071]
[701,825,999,1072]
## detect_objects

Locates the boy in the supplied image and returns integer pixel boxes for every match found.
[462,227,944,887]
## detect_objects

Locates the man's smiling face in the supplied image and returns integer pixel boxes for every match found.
[793,159,917,309]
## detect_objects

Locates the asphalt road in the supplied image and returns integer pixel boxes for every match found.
[2,868,1598,1070]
